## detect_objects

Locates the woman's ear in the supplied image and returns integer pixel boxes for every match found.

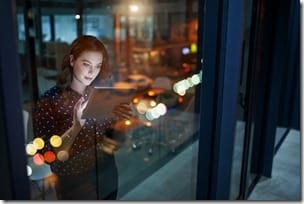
[69,55,74,67]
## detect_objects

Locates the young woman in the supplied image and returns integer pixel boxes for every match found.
[33,35,133,200]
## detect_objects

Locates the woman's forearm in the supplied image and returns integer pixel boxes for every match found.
[56,123,83,152]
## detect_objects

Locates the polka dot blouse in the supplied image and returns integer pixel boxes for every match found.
[33,86,118,177]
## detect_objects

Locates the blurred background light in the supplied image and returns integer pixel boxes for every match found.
[44,150,56,163]
[129,4,139,12]
[57,150,69,162]
[50,135,62,148]
[33,137,45,150]
[33,153,45,165]
[26,143,37,156]
[182,47,190,55]
[75,14,80,20]
[26,165,32,176]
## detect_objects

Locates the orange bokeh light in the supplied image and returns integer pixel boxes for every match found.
[44,150,56,163]
[132,97,139,104]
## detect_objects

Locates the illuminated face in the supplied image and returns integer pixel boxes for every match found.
[70,51,102,86]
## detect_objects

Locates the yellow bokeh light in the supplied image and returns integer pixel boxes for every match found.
[190,43,197,53]
[50,135,62,148]
[33,137,45,150]
[145,122,152,127]
[149,100,157,107]
[147,91,156,96]
[132,97,139,104]
[125,120,132,126]
[26,143,37,156]
[150,51,158,57]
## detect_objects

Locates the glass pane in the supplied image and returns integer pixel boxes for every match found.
[229,0,254,199]
[54,15,77,43]
[17,0,200,200]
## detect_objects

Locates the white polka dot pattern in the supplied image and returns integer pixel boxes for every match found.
[33,86,116,176]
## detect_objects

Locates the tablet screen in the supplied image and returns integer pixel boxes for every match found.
[82,87,136,119]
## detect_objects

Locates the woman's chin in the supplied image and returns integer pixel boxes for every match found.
[82,80,92,86]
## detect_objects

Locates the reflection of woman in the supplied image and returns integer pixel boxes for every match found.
[33,35,133,200]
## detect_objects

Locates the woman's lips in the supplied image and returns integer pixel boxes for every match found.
[85,77,93,80]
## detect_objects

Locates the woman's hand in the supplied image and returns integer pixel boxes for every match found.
[113,103,134,121]
[73,97,88,128]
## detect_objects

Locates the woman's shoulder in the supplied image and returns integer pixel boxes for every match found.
[39,85,62,100]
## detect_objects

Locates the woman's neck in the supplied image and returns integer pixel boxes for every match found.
[70,78,86,95]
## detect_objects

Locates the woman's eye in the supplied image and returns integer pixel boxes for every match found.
[95,65,102,69]
[83,63,90,67]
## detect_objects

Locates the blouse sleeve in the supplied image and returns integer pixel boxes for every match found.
[32,96,58,154]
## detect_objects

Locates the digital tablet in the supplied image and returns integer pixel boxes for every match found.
[82,87,136,119]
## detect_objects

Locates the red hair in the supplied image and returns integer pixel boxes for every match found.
[57,35,112,89]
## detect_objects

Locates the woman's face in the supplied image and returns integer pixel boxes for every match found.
[70,50,103,86]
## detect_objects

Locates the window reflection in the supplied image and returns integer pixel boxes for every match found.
[17,0,199,200]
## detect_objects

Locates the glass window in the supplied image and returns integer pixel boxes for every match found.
[16,0,200,200]
[83,15,114,40]
[54,15,77,43]
[17,13,25,41]
[42,16,51,42]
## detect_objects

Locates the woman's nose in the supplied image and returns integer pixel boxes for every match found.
[88,66,93,73]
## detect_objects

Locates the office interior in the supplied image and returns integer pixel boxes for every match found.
[0,0,301,200]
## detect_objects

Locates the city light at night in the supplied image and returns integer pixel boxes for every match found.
[173,71,202,96]
[50,135,62,148]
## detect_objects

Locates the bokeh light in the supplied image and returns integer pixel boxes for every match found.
[44,150,56,163]
[145,110,154,121]
[33,153,45,165]
[147,90,156,96]
[137,101,149,114]
[173,71,203,96]
[132,97,139,104]
[125,120,132,126]
[182,47,190,55]
[156,103,167,116]
[191,74,200,85]
[26,143,37,156]
[27,165,32,176]
[75,14,81,20]
[33,137,45,150]
[178,96,184,103]
[129,4,139,12]
[145,122,152,127]
[57,150,69,162]
[190,43,197,53]
[50,135,62,148]
[149,100,157,107]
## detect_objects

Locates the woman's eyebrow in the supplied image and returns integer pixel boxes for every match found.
[82,59,102,65]
[81,59,91,64]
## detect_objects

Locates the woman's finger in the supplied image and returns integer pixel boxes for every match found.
[80,100,88,112]
[113,110,133,120]
[115,104,133,114]
[74,97,84,110]
[73,97,84,120]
